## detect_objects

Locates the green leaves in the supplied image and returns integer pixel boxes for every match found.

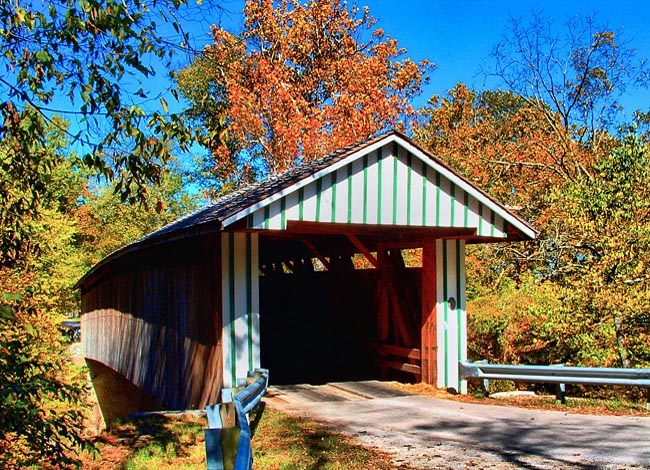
[0,292,21,321]
[555,130,650,367]
[0,292,92,468]
[1,0,197,237]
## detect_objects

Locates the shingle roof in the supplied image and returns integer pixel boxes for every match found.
[76,129,536,288]
[75,131,396,287]
[141,132,389,241]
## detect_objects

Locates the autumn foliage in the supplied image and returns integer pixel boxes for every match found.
[177,0,431,193]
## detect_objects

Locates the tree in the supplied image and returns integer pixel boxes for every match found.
[0,272,91,469]
[414,84,597,285]
[76,163,200,265]
[177,0,432,194]
[416,84,591,210]
[488,12,645,156]
[0,114,92,466]
[0,2,213,464]
[0,0,215,267]
[558,130,650,367]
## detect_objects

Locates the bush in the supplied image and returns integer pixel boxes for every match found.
[0,274,92,469]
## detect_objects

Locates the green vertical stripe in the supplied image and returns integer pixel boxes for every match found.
[331,171,337,222]
[363,155,369,224]
[347,164,353,223]
[478,203,484,236]
[247,234,253,370]
[392,143,399,224]
[280,197,286,229]
[490,210,496,237]
[263,205,270,230]
[377,149,383,224]
[228,233,236,385]
[450,183,456,227]
[456,240,463,392]
[443,240,449,387]
[422,165,427,225]
[247,214,254,229]
[407,153,412,225]
[463,191,469,228]
[316,178,322,223]
[435,172,441,227]
[298,187,304,221]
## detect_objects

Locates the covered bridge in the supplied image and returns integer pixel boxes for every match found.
[77,130,535,419]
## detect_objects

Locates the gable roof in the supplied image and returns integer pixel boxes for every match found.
[77,130,536,287]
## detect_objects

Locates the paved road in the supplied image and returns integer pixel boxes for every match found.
[265,381,650,469]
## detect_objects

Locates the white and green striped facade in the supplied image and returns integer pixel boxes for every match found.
[218,132,535,391]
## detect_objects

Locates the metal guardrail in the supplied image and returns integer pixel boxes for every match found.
[460,360,650,387]
[204,369,269,470]
[460,360,650,403]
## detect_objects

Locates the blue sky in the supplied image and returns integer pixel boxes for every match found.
[368,0,650,113]
[179,0,650,116]
[32,0,650,161]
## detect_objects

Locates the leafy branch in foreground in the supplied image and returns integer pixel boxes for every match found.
[0,0,211,265]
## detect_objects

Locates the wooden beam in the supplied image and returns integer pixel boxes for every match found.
[301,240,331,270]
[388,279,413,346]
[421,239,438,386]
[376,249,390,342]
[373,342,421,361]
[375,359,421,375]
[383,250,416,347]
[346,234,378,268]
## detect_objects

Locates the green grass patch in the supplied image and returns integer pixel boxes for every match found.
[251,406,411,469]
[82,406,411,469]
[81,413,206,470]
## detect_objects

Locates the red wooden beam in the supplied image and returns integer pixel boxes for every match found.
[373,342,421,361]
[376,249,390,342]
[421,239,438,386]
[346,234,378,268]
[301,240,331,270]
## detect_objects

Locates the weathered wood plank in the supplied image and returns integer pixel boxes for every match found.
[376,359,422,375]
[81,234,223,414]
[376,249,390,342]
[374,342,421,361]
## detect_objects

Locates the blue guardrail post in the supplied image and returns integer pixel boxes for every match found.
[204,369,269,470]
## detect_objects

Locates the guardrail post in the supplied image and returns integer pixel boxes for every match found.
[477,360,490,396]
[552,364,566,404]
[205,368,269,470]
[556,382,566,404]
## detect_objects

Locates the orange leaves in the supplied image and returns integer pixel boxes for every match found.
[179,0,431,184]
[415,83,596,213]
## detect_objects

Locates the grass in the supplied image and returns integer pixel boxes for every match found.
[80,406,413,469]
[393,382,650,416]
[251,405,411,469]
[497,394,650,415]
[80,413,206,470]
[80,387,648,469]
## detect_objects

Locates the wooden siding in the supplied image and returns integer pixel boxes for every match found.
[244,142,508,238]
[435,239,467,393]
[221,232,260,388]
[81,235,222,411]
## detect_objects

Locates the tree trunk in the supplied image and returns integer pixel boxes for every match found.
[614,316,631,368]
